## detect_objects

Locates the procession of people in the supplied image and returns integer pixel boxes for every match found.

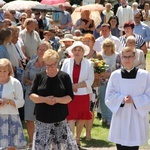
[0,0,150,150]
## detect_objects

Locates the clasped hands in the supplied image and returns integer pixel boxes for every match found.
[44,96,57,105]
[0,98,11,106]
[72,83,80,93]
[80,20,92,30]
[123,95,134,104]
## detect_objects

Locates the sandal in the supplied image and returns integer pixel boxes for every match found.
[76,138,81,146]
[85,134,91,141]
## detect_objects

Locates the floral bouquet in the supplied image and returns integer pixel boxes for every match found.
[91,58,109,74]
[91,58,109,87]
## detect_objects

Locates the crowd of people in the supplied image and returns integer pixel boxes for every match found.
[0,0,150,150]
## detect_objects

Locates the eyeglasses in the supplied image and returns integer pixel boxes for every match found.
[104,45,111,47]
[38,49,47,52]
[46,62,57,68]
[121,55,135,59]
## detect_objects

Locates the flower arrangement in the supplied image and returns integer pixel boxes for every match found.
[91,58,109,74]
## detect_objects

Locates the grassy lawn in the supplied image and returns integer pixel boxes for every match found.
[23,51,150,149]
[80,114,114,148]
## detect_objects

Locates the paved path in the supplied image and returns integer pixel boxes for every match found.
[81,147,149,150]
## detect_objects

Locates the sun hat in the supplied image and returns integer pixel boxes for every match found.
[60,34,75,42]
[66,41,90,56]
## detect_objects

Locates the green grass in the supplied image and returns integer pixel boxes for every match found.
[80,114,114,148]
[23,52,150,149]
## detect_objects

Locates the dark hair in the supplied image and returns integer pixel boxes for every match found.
[123,22,134,29]
[49,29,56,34]
[0,28,12,45]
[108,16,119,27]
[43,30,50,36]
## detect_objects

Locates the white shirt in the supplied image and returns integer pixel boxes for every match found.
[61,58,94,95]
[93,34,123,53]
[105,69,150,146]
[15,38,26,60]
[0,77,24,115]
[6,42,20,67]
[116,5,133,30]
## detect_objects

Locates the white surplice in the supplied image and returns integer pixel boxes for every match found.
[105,68,150,146]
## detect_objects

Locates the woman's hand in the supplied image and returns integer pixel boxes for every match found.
[72,84,78,92]
[94,73,101,79]
[44,96,56,105]
[100,72,111,79]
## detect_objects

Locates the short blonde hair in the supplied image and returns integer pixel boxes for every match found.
[43,49,59,63]
[101,38,116,54]
[0,58,14,76]
[121,47,135,56]
[38,41,52,50]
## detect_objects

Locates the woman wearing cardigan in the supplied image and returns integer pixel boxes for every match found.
[61,41,94,147]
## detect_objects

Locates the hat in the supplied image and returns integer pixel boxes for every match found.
[66,41,90,56]
[60,34,75,42]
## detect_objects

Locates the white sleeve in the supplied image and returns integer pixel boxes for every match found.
[105,72,125,113]
[133,73,150,118]
[13,79,25,109]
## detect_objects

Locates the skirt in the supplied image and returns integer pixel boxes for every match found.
[32,120,79,150]
[0,114,27,149]
[67,94,92,120]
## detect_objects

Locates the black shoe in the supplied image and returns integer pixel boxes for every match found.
[97,113,102,120]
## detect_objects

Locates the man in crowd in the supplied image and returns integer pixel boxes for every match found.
[93,23,123,53]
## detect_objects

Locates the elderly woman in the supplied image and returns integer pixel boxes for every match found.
[119,22,147,55]
[61,41,94,147]
[82,33,102,140]
[19,18,41,61]
[17,12,27,32]
[74,10,95,34]
[24,41,50,148]
[0,58,26,149]
[100,38,121,127]
[126,36,146,69]
[29,49,78,149]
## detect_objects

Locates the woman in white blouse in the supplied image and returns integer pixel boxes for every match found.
[61,41,94,147]
[0,58,26,149]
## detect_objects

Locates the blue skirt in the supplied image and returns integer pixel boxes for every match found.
[0,114,27,149]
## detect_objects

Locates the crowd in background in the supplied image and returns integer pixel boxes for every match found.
[0,0,150,149]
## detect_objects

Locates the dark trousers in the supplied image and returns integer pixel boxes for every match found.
[116,144,139,150]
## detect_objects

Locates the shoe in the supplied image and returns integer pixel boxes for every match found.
[97,113,102,120]
[76,138,80,145]
[85,134,91,141]
[85,137,91,141]
[106,122,111,128]
[101,118,107,126]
